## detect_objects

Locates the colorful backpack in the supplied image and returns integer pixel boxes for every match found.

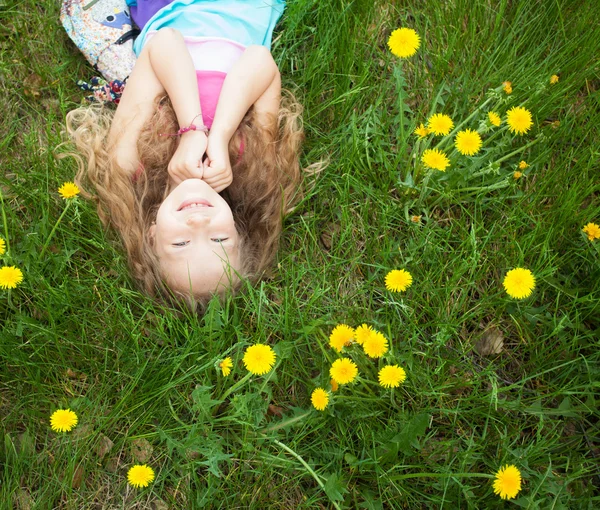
[61,0,139,82]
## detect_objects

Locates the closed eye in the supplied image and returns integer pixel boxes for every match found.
[212,238,229,243]
[172,240,190,247]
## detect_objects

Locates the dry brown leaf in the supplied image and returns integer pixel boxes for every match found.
[131,438,153,463]
[66,368,86,381]
[15,490,34,510]
[105,456,120,473]
[267,404,284,417]
[72,424,92,440]
[474,326,504,356]
[320,222,341,250]
[72,464,84,489]
[23,73,43,98]
[95,434,114,459]
[152,499,169,510]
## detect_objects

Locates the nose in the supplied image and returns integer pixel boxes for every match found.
[186,214,210,227]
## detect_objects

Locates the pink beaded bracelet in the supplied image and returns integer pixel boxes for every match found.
[176,123,208,135]
[159,114,208,137]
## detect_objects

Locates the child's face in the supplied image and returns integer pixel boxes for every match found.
[150,179,241,296]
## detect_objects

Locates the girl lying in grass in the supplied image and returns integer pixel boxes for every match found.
[66,0,305,310]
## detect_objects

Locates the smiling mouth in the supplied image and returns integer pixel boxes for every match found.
[178,199,213,211]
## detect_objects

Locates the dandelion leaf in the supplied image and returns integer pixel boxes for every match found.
[260,407,311,434]
[191,385,223,421]
[324,472,348,502]
[17,431,36,458]
[196,445,233,478]
[230,391,268,428]
[344,453,359,468]
[396,413,430,455]
[358,491,384,510]
[274,340,293,360]
[379,413,431,462]
[557,396,574,416]
[157,427,179,457]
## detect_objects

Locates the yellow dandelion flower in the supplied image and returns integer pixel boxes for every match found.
[362,330,388,358]
[58,182,80,200]
[378,365,407,388]
[513,171,523,180]
[0,266,24,290]
[414,123,429,138]
[243,344,276,375]
[488,111,501,127]
[421,148,450,172]
[0,237,5,256]
[330,378,339,392]
[506,106,533,135]
[493,465,522,500]
[518,160,529,169]
[583,222,600,241]
[329,324,354,352]
[387,27,420,58]
[411,215,422,224]
[50,409,78,433]
[550,74,559,84]
[503,81,513,94]
[219,357,233,376]
[311,388,329,411]
[354,324,373,345]
[385,269,413,292]
[455,129,482,156]
[329,358,358,385]
[503,268,536,299]
[127,464,155,488]
[427,113,454,136]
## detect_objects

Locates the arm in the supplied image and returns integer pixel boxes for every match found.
[203,46,281,191]
[108,42,165,174]
[108,28,207,181]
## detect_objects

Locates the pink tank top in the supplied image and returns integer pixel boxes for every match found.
[145,33,246,128]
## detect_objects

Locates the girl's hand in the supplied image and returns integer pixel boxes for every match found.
[168,130,208,184]
[203,134,233,192]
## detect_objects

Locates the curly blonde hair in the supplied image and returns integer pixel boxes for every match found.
[65,91,304,310]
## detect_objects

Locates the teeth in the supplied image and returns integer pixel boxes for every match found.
[182,203,208,210]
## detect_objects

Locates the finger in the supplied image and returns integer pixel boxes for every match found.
[213,178,233,192]
[205,175,232,192]
[201,165,220,181]
[168,167,183,185]
[192,164,204,180]
[179,162,202,180]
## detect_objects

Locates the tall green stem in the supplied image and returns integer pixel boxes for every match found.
[40,200,72,258]
[386,470,494,481]
[493,137,540,166]
[394,64,408,148]
[219,371,252,401]
[269,438,342,510]
[0,188,10,255]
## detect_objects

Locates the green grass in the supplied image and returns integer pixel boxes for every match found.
[2,0,600,508]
